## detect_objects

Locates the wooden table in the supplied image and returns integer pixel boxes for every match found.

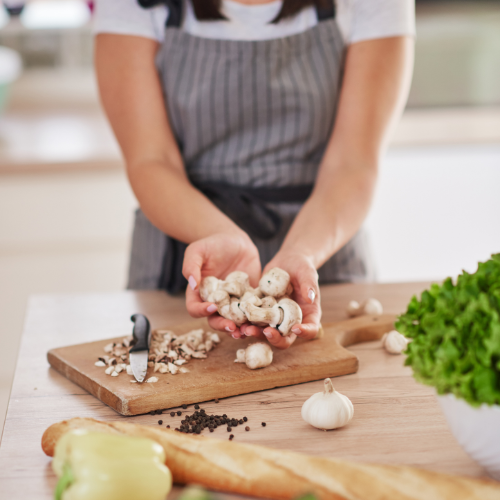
[0,283,486,499]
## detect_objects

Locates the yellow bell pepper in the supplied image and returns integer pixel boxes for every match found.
[52,429,172,500]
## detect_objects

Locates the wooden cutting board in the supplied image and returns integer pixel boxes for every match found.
[47,314,395,416]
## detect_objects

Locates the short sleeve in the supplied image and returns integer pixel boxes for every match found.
[339,0,416,45]
[93,0,168,43]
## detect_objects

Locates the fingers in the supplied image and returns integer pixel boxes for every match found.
[299,279,318,305]
[262,327,297,349]
[185,284,218,318]
[182,243,205,291]
[240,323,266,340]
[290,322,319,341]
[207,315,245,339]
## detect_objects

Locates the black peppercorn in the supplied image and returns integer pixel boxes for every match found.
[245,426,250,431]
[195,404,200,409]
[182,404,187,409]
[166,425,170,428]
[215,398,219,403]
[209,428,214,432]
[170,412,175,417]
[243,417,248,422]
[177,411,182,416]
[229,434,234,441]
[158,420,163,425]
[261,422,266,427]
[227,426,232,432]
[238,419,243,425]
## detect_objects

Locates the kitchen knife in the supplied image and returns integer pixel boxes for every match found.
[129,313,151,383]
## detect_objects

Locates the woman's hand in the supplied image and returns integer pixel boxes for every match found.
[183,232,261,338]
[242,251,321,349]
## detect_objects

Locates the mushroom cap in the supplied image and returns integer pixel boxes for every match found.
[200,276,220,302]
[220,271,250,297]
[219,297,247,326]
[240,301,282,327]
[383,330,409,354]
[245,342,273,369]
[277,298,302,336]
[259,268,291,298]
[363,298,383,316]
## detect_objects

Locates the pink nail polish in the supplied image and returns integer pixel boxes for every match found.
[207,304,218,313]
[263,330,272,339]
[232,333,239,339]
[291,327,301,334]
[225,326,235,333]
[308,289,315,303]
[188,275,197,291]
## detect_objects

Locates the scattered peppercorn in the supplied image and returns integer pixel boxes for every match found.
[167,425,170,428]
[158,420,163,425]
[238,419,243,425]
[149,411,155,415]
[243,417,248,422]
[177,411,182,416]
[182,404,187,409]
[194,404,200,409]
[170,412,175,417]
[227,426,232,432]
[245,426,250,431]
[156,410,163,415]
[209,428,214,432]
[229,434,234,440]
[262,422,266,427]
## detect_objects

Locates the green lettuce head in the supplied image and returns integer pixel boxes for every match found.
[396,254,500,407]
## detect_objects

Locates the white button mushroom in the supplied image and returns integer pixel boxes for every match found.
[243,343,273,369]
[259,268,293,298]
[382,330,409,354]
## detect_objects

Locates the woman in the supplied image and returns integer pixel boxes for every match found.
[94,0,414,349]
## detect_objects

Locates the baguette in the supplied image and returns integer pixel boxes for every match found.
[42,418,500,500]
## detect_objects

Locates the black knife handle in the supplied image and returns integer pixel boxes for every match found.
[129,314,151,352]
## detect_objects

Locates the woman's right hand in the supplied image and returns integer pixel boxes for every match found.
[183,232,261,338]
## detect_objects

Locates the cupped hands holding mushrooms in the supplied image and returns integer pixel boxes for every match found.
[183,233,319,350]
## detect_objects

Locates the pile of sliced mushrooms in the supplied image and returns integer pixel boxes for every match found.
[200,267,303,370]
[95,328,221,382]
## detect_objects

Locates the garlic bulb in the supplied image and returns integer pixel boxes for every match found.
[382,330,409,354]
[243,343,273,369]
[301,379,353,430]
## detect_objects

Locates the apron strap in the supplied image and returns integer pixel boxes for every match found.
[315,1,336,21]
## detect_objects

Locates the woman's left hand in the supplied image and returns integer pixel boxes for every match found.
[241,251,321,349]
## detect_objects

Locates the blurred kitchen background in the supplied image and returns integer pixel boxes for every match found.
[1,0,500,434]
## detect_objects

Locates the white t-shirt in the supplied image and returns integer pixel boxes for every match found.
[93,0,415,45]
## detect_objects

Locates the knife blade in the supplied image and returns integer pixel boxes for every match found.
[129,313,151,383]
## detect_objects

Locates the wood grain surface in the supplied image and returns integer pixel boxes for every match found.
[0,282,490,500]
[47,314,395,415]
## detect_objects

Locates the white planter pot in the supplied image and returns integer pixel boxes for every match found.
[437,394,500,480]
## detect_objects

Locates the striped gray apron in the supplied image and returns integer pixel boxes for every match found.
[129,0,374,293]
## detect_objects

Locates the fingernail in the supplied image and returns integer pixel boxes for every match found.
[308,289,315,303]
[263,330,272,339]
[291,327,301,334]
[188,275,197,291]
[225,326,235,333]
[232,333,240,339]
[207,304,218,313]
